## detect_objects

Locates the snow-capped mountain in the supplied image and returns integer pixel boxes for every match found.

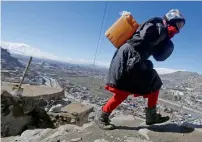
[155,68,184,75]
[0,41,108,67]
[1,41,184,75]
[1,41,61,61]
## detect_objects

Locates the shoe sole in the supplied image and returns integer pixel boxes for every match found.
[146,118,170,125]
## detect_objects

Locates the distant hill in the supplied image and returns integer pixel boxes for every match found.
[1,47,24,70]
[1,41,191,75]
[11,53,109,74]
[160,71,202,92]
[9,51,202,92]
[2,42,201,92]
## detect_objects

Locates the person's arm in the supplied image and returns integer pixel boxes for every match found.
[153,40,174,61]
[126,18,169,71]
[126,49,154,72]
[123,46,140,73]
[139,19,168,46]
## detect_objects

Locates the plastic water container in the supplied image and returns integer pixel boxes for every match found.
[105,11,139,48]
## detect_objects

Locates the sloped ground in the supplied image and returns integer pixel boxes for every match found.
[1,115,202,142]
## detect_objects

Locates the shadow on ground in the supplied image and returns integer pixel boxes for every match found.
[114,123,202,133]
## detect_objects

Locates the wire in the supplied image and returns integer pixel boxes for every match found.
[92,1,108,69]
[91,1,108,86]
[96,2,112,58]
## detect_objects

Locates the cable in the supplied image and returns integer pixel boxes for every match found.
[92,1,108,69]
[96,2,112,58]
[91,1,108,86]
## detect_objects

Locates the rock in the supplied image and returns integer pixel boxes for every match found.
[53,99,71,106]
[1,91,54,137]
[48,112,73,127]
[94,139,109,142]
[42,127,69,142]
[11,128,56,142]
[1,123,89,142]
[85,132,93,135]
[27,107,55,129]
[49,104,63,113]
[70,137,82,142]
[60,102,94,126]
[70,118,76,124]
[1,110,34,137]
[1,90,18,116]
[1,91,33,137]
[88,112,95,121]
[138,129,150,141]
[45,107,49,112]
[124,137,149,142]
[2,115,202,142]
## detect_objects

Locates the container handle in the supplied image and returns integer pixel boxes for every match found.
[119,11,131,16]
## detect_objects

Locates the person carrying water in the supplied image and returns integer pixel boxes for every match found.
[96,9,186,130]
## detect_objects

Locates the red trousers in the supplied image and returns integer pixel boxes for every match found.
[102,86,159,113]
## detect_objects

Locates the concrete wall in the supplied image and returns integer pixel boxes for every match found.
[1,82,65,110]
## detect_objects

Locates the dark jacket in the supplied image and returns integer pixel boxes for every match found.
[106,17,174,95]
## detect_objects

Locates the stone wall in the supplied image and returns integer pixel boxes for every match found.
[1,82,65,110]
[22,89,65,110]
[1,90,94,137]
[1,90,55,137]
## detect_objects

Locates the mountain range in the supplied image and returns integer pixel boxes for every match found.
[1,43,202,92]
[1,41,186,75]
[160,71,202,92]
[1,47,24,70]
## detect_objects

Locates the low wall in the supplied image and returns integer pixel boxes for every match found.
[1,82,65,110]
[22,89,65,111]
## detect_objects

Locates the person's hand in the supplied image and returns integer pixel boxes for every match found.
[142,60,153,70]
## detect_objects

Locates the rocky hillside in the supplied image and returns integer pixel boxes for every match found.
[1,114,202,142]
[160,71,202,92]
[1,47,24,70]
[1,81,202,142]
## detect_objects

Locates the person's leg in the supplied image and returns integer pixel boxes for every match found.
[147,90,159,108]
[145,90,170,125]
[96,90,130,130]
[102,92,129,113]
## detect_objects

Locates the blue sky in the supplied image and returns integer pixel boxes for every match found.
[2,1,202,74]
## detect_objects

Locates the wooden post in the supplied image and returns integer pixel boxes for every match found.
[17,56,33,90]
